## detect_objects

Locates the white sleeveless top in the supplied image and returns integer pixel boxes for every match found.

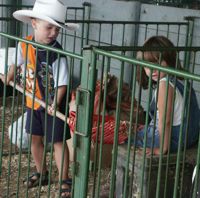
[154,77,184,126]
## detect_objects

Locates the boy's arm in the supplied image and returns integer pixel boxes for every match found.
[0,64,15,85]
[54,85,67,107]
[48,85,67,114]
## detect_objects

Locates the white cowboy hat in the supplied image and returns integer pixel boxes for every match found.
[13,0,79,31]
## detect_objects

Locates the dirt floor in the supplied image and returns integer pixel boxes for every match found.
[0,97,68,197]
[0,97,111,198]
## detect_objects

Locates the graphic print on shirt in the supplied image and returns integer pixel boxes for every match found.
[38,61,54,104]
[16,62,40,95]
[25,64,35,91]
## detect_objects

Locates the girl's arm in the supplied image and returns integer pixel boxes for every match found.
[157,80,174,154]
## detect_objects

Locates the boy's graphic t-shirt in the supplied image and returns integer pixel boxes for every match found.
[13,35,68,110]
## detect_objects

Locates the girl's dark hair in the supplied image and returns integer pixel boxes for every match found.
[136,35,183,89]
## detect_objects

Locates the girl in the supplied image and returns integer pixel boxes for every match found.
[135,35,200,155]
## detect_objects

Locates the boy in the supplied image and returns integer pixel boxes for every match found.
[0,0,78,197]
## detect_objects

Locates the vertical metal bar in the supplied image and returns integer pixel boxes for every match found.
[84,2,91,46]
[81,5,86,50]
[156,24,159,35]
[72,10,77,54]
[192,140,200,198]
[123,64,137,198]
[155,75,170,198]
[73,48,96,198]
[173,80,189,197]
[110,24,114,45]
[163,55,179,198]
[179,75,191,198]
[166,24,169,38]
[176,25,181,46]
[0,38,9,176]
[129,64,143,197]
[122,24,125,46]
[144,24,148,40]
[95,56,110,198]
[139,70,153,198]
[191,52,200,198]
[98,24,102,46]
[109,61,124,198]
[91,56,105,198]
[38,50,50,198]
[47,50,57,198]
[180,51,196,198]
[4,40,12,198]
[183,17,194,70]
[147,69,160,197]
[25,44,37,198]
[15,41,26,197]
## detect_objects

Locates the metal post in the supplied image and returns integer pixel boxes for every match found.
[73,47,96,198]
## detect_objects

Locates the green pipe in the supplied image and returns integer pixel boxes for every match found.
[0,32,83,60]
[93,47,200,82]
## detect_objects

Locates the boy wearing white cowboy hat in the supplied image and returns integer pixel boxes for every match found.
[0,0,78,197]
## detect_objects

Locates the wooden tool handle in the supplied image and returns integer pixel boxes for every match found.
[9,81,68,123]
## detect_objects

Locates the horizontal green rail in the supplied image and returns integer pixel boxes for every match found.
[135,0,198,7]
[66,19,189,26]
[0,32,83,60]
[93,47,200,82]
[0,4,32,8]
[90,45,200,52]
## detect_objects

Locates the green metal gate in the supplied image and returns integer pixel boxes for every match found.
[0,33,200,198]
[74,45,200,198]
[0,3,200,197]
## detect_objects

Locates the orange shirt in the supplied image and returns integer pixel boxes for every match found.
[21,35,43,110]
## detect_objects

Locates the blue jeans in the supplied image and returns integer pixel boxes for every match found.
[131,123,198,153]
[132,124,160,149]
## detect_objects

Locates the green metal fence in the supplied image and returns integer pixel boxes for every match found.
[74,45,200,198]
[63,18,195,89]
[0,11,196,99]
[0,33,200,198]
[0,32,83,197]
[0,3,195,100]
[66,19,193,46]
[0,4,200,198]
[134,0,199,9]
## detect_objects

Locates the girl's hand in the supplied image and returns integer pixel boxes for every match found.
[145,148,160,155]
[137,147,160,156]
[137,124,145,131]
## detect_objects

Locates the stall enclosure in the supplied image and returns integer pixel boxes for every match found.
[0,4,200,198]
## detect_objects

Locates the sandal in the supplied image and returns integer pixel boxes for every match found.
[60,179,72,198]
[63,178,72,186]
[23,171,49,188]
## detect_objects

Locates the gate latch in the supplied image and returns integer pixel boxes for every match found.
[75,87,91,137]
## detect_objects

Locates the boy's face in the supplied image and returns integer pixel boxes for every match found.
[31,19,60,44]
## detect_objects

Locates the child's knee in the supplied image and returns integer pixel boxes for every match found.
[31,135,43,145]
[54,141,68,150]
[54,141,63,148]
